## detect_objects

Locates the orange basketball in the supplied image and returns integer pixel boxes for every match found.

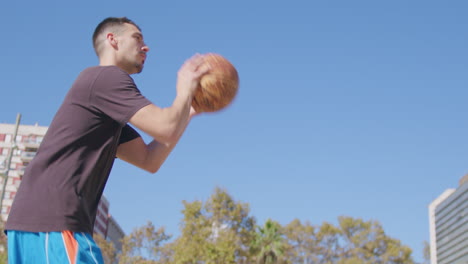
[192,53,239,113]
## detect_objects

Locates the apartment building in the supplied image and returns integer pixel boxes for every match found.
[428,174,468,264]
[107,215,126,252]
[0,122,48,219]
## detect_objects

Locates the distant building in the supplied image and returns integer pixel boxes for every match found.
[0,122,48,219]
[107,215,126,252]
[428,174,468,264]
[0,122,125,250]
[95,196,111,238]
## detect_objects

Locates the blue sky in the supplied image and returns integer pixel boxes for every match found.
[1,0,467,262]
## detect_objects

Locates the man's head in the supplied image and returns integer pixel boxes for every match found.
[93,17,149,74]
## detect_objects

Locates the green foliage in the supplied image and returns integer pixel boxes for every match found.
[422,241,430,264]
[283,216,415,264]
[0,219,7,264]
[118,221,172,264]
[170,187,256,264]
[94,233,117,264]
[114,188,416,264]
[251,219,287,264]
[283,219,317,263]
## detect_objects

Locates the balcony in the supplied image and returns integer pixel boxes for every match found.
[20,151,36,162]
[23,139,42,149]
[17,166,26,176]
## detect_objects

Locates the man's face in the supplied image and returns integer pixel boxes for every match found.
[116,23,149,74]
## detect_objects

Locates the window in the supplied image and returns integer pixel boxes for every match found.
[13,178,21,187]
[5,134,11,143]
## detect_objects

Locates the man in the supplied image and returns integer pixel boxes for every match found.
[5,17,209,263]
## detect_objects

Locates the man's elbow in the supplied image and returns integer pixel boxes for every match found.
[147,168,159,174]
[139,155,160,173]
[145,165,161,174]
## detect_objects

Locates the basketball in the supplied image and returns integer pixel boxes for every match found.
[192,53,239,113]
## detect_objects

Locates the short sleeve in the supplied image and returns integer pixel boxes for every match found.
[119,124,141,145]
[90,66,152,126]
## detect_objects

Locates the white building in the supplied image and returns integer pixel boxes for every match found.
[107,215,126,252]
[0,122,48,219]
[428,174,468,264]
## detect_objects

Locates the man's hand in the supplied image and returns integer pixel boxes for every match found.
[176,54,211,98]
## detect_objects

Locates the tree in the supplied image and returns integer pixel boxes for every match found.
[169,200,208,263]
[170,187,256,263]
[315,220,343,263]
[336,216,413,263]
[281,216,415,264]
[118,221,172,264]
[91,189,418,264]
[94,233,117,264]
[0,219,7,264]
[283,219,317,264]
[251,219,287,264]
[422,241,430,264]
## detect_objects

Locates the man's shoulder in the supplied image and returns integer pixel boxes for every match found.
[81,65,127,77]
[73,66,133,89]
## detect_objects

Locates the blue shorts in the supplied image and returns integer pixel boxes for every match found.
[7,230,104,264]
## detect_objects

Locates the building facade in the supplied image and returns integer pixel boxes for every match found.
[0,122,48,220]
[428,175,468,264]
[107,216,126,252]
[95,195,111,238]
[0,122,125,250]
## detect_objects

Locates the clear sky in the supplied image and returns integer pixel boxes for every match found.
[1,0,467,262]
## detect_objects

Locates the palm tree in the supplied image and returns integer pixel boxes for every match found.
[251,219,286,264]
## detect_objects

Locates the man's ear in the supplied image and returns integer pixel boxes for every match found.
[107,33,118,49]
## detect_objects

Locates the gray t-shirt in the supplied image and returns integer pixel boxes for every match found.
[6,66,152,234]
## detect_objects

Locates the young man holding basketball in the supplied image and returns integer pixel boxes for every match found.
[5,17,208,263]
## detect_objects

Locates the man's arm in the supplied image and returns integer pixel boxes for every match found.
[116,54,208,173]
[128,54,208,144]
[128,98,191,144]
[116,109,196,173]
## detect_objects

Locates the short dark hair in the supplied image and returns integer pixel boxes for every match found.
[92,17,141,55]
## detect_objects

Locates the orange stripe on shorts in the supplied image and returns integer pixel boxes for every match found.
[62,230,78,264]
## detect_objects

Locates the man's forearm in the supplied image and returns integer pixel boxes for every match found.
[143,114,192,173]
[164,93,193,143]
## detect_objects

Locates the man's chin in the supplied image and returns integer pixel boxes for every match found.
[135,64,143,74]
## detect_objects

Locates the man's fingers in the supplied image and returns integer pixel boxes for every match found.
[194,62,211,79]
[183,53,204,71]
